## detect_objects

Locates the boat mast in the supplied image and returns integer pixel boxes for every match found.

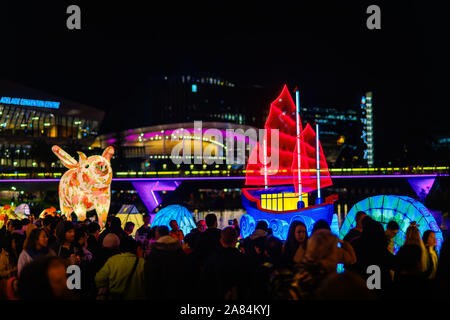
[263,135,268,189]
[295,87,305,208]
[315,121,323,204]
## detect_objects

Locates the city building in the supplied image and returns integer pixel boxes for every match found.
[299,96,371,167]
[93,121,258,171]
[101,73,271,135]
[361,92,374,167]
[0,79,104,169]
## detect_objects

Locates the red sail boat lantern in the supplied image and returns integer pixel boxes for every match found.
[240,85,337,240]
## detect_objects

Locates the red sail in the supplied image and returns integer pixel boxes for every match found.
[245,85,298,186]
[291,123,333,193]
[245,85,332,192]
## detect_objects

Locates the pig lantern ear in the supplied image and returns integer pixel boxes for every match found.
[52,145,78,169]
[102,146,114,162]
[77,151,88,164]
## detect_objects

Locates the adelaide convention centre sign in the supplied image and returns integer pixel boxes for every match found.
[0,96,60,109]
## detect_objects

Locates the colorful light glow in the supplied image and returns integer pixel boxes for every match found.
[315,122,321,200]
[131,181,180,213]
[339,195,444,253]
[0,173,448,183]
[407,177,436,201]
[245,85,333,192]
[151,204,197,236]
[295,88,302,203]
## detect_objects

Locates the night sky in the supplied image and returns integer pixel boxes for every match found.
[0,1,448,164]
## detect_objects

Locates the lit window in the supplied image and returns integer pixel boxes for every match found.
[192,84,197,92]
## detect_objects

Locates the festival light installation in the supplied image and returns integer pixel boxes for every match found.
[241,85,336,240]
[52,145,114,227]
[151,204,197,236]
[339,195,444,253]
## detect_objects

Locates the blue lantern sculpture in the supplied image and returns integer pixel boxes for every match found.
[151,205,197,236]
[339,195,443,254]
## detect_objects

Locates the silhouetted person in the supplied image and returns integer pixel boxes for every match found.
[282,221,308,267]
[343,211,367,244]
[311,219,331,234]
[98,216,126,246]
[201,227,250,300]
[349,219,395,297]
[145,233,186,300]
[18,256,76,300]
[96,237,145,300]
[249,236,284,299]
[124,222,135,236]
[435,237,450,298]
[197,214,222,265]
[385,220,400,254]
[169,220,184,242]
[287,230,356,300]
[135,214,151,245]
[242,220,268,258]
[86,222,101,257]
[184,220,206,253]
[385,244,432,300]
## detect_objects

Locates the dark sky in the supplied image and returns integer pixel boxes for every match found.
[0,1,448,164]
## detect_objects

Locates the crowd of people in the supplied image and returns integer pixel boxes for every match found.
[0,210,449,300]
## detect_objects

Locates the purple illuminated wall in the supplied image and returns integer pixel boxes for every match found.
[407,177,436,201]
[131,181,181,214]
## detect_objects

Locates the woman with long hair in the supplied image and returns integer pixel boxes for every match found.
[282,221,309,266]
[53,220,82,266]
[403,222,430,276]
[289,229,356,299]
[18,228,55,275]
[22,223,37,250]
[422,230,438,279]
[0,234,19,279]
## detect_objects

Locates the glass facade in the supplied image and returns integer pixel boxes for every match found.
[0,97,103,169]
[0,103,99,139]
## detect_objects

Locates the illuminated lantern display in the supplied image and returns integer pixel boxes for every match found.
[241,85,337,240]
[0,205,17,228]
[116,205,145,236]
[52,145,114,227]
[151,204,197,236]
[339,195,444,253]
[14,203,30,218]
[39,207,58,219]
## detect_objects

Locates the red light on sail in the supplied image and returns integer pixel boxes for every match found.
[291,124,333,193]
[245,85,299,186]
[245,85,333,193]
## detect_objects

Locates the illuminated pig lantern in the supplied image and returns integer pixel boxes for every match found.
[52,145,114,227]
